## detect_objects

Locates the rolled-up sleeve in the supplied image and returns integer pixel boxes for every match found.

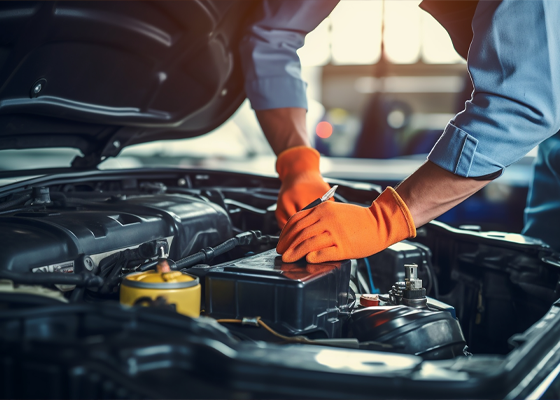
[428,0,560,178]
[239,0,338,111]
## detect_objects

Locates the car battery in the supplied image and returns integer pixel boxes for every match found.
[190,250,352,338]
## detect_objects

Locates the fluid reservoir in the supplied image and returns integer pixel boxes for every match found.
[120,269,201,318]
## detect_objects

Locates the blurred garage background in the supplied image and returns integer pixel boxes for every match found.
[0,0,533,232]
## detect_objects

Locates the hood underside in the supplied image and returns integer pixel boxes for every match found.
[0,1,257,167]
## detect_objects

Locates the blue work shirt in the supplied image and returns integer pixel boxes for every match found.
[239,0,339,111]
[240,0,560,250]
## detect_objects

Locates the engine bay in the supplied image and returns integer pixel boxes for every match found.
[1,169,560,398]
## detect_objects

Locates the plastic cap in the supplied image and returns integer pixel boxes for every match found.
[360,293,380,307]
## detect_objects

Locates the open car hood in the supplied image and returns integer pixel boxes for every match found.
[0,1,256,168]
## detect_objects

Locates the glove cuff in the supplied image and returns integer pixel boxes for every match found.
[276,146,321,181]
[371,187,416,239]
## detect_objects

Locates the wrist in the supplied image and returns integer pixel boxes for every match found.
[276,146,321,181]
[256,108,309,155]
[386,187,416,238]
[395,161,492,227]
[370,187,416,239]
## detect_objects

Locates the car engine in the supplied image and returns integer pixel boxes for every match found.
[1,169,559,398]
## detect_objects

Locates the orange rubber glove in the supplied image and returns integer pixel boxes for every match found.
[275,146,331,229]
[277,187,416,263]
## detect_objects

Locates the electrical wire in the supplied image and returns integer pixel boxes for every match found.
[346,286,358,311]
[419,247,439,299]
[216,317,316,344]
[216,317,391,350]
[356,270,370,295]
[363,257,380,294]
[422,260,434,297]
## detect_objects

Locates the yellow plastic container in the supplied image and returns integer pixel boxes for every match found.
[120,270,201,318]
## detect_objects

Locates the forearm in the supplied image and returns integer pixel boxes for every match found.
[256,107,309,155]
[396,161,492,227]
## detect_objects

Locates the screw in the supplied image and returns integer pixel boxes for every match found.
[113,140,120,149]
[177,178,186,186]
[84,257,94,271]
[30,79,47,98]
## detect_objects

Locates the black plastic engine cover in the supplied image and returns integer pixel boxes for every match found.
[344,306,466,360]
[0,194,232,273]
[197,250,352,338]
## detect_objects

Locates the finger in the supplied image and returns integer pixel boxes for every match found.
[276,211,318,253]
[282,233,334,263]
[279,220,326,255]
[279,207,320,241]
[278,193,314,223]
[306,246,340,263]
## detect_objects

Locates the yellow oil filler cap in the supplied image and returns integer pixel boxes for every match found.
[120,269,201,318]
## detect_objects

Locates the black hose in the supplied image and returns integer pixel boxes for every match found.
[0,194,31,211]
[175,237,237,269]
[139,259,159,272]
[137,231,278,272]
[99,252,122,277]
[211,238,239,256]
[100,241,163,275]
[50,192,68,207]
[99,255,127,294]
[0,270,103,287]
[174,253,206,270]
[1,240,162,293]
[174,230,273,270]
[69,286,86,302]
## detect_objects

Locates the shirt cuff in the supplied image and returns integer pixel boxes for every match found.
[245,77,308,111]
[427,123,505,178]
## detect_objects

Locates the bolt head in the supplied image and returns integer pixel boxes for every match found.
[178,178,187,186]
[84,257,94,271]
[30,79,47,98]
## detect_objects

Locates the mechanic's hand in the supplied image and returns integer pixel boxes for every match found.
[275,146,331,229]
[276,187,416,263]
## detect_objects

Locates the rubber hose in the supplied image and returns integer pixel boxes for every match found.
[175,237,240,269]
[99,256,126,294]
[0,194,31,210]
[50,192,67,207]
[147,231,267,271]
[210,237,238,256]
[0,270,103,287]
[69,286,85,303]
[174,252,207,270]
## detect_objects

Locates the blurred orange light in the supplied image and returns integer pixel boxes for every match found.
[316,121,333,139]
